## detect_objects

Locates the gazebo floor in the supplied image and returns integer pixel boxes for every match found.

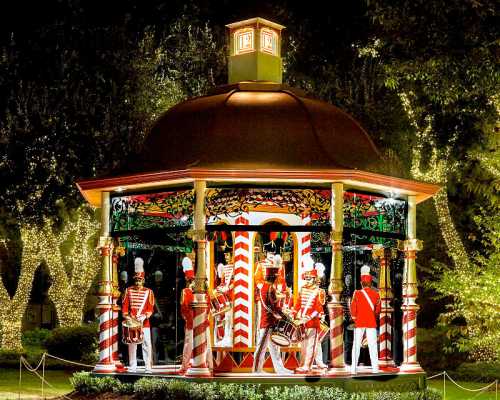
[94,366,427,392]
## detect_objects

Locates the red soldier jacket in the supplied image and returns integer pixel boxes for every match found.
[350,287,381,328]
[294,286,323,329]
[256,281,281,329]
[180,287,194,330]
[122,286,155,328]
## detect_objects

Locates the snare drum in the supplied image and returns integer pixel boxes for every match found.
[271,317,303,346]
[210,290,230,316]
[122,318,143,344]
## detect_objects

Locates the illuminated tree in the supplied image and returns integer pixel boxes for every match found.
[40,208,101,327]
[0,225,47,350]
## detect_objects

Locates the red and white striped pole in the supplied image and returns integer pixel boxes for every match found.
[186,288,211,377]
[398,195,423,372]
[299,213,312,289]
[327,183,348,374]
[94,240,117,373]
[373,247,395,367]
[233,214,251,348]
[112,249,125,371]
[186,181,212,377]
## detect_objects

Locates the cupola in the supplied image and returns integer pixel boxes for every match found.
[226,17,285,83]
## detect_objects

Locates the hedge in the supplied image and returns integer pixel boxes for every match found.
[71,372,442,400]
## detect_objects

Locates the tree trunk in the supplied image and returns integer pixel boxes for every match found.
[433,188,471,271]
[0,317,23,351]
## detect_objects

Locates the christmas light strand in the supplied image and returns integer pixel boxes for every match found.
[0,208,100,350]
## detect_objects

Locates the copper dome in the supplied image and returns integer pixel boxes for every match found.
[127,82,381,174]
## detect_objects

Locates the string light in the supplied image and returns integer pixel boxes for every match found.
[399,91,500,360]
[0,207,100,350]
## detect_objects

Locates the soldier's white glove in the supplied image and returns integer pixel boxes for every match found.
[137,315,146,322]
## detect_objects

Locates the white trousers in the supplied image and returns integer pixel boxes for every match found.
[314,338,327,368]
[128,327,152,371]
[181,328,193,371]
[299,328,318,371]
[253,328,287,373]
[351,327,379,373]
[214,309,233,347]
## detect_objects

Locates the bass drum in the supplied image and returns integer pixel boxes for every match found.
[122,318,144,345]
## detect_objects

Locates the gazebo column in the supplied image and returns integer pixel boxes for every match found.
[398,195,423,372]
[186,180,212,377]
[327,182,347,373]
[94,191,117,373]
[373,247,396,368]
[111,243,125,370]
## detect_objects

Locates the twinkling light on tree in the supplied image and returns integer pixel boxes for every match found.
[38,208,100,327]
[0,208,100,350]
[0,225,47,350]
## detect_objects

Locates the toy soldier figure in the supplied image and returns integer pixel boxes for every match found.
[213,252,234,347]
[350,265,381,374]
[179,276,195,374]
[122,257,155,373]
[312,262,328,370]
[294,266,323,373]
[253,255,293,375]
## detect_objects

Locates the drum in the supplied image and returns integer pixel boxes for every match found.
[210,291,230,316]
[122,318,143,344]
[271,317,303,346]
[317,320,330,343]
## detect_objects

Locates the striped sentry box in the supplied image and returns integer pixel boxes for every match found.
[233,214,251,348]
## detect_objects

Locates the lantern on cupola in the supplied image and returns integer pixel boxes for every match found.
[227,17,285,84]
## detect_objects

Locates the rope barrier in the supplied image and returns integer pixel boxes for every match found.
[19,356,74,400]
[43,352,95,368]
[17,352,93,400]
[427,370,498,400]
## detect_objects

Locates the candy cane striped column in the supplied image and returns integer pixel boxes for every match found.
[373,248,395,367]
[298,214,312,289]
[233,215,251,348]
[398,239,423,372]
[186,293,211,377]
[327,238,347,373]
[94,243,117,373]
[379,301,394,366]
[328,301,344,369]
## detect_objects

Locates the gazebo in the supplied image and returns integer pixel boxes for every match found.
[77,17,439,389]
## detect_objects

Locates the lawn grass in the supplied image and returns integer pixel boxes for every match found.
[428,379,498,400]
[0,368,74,399]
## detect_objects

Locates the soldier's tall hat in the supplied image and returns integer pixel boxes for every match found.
[133,257,145,280]
[360,264,372,283]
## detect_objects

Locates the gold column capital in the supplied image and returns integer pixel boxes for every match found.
[397,238,423,252]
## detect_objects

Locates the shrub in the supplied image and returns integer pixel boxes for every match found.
[418,327,467,373]
[44,324,97,362]
[70,371,119,395]
[134,377,171,400]
[216,383,262,400]
[0,349,25,368]
[73,375,442,400]
[22,328,52,348]
[189,382,220,400]
[451,361,500,383]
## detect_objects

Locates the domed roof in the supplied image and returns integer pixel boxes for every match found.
[127,82,381,174]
